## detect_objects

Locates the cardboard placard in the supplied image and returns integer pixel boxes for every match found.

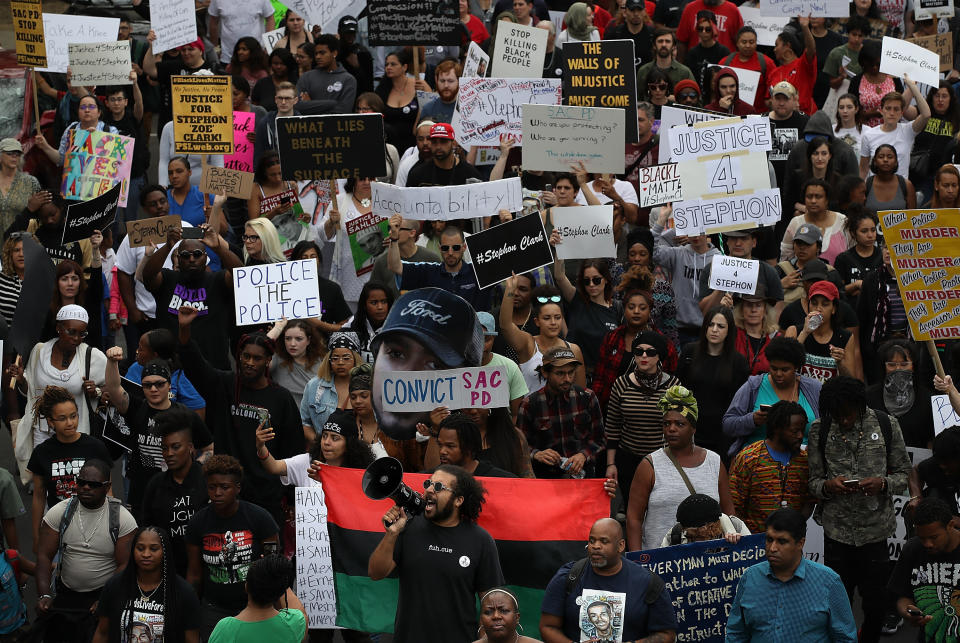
[371,177,523,221]
[708,254,761,296]
[170,75,234,155]
[275,114,386,181]
[67,41,131,87]
[521,104,626,174]
[465,213,553,289]
[933,394,960,435]
[462,41,489,78]
[673,188,783,235]
[345,212,389,277]
[294,486,339,628]
[452,78,562,147]
[758,0,848,17]
[61,129,135,207]
[150,0,198,55]
[707,64,761,105]
[37,13,119,74]
[880,36,940,88]
[379,366,511,411]
[233,259,322,325]
[492,22,548,78]
[637,163,684,208]
[62,182,121,245]
[552,206,615,260]
[669,116,773,162]
[200,166,254,200]
[738,7,788,47]
[659,104,730,162]
[11,0,46,68]
[125,215,182,248]
[367,0,460,47]
[908,33,953,73]
[562,39,638,143]
[225,111,256,173]
[881,208,960,340]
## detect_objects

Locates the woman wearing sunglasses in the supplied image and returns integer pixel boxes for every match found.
[0,138,43,234]
[643,69,674,119]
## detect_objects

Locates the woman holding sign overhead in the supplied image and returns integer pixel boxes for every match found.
[319,177,379,310]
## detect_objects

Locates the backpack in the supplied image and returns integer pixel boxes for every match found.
[817,408,894,465]
[54,496,122,578]
[0,551,26,635]
[564,558,665,604]
[720,53,767,77]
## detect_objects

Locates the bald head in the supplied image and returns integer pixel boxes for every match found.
[592,518,624,540]
[588,518,625,572]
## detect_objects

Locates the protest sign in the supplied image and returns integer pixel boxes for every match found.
[707,64,761,105]
[452,78,562,147]
[379,366,510,412]
[11,0,46,68]
[295,486,339,628]
[346,213,388,277]
[492,22,548,78]
[201,166,254,200]
[915,0,954,20]
[367,0,460,46]
[670,116,773,162]
[284,0,365,33]
[171,75,233,154]
[225,111,256,174]
[466,213,553,289]
[678,152,771,200]
[908,33,953,72]
[462,41,489,78]
[276,114,386,181]
[371,178,523,221]
[887,447,933,560]
[61,129,135,207]
[552,206,615,260]
[933,395,960,435]
[562,40,638,142]
[150,0,198,54]
[880,208,960,340]
[674,189,783,235]
[125,215,182,248]
[758,0,847,16]
[637,163,684,208]
[474,147,502,166]
[738,7,788,46]
[521,104,626,174]
[709,255,761,296]
[261,27,286,52]
[62,182,121,245]
[659,105,729,162]
[37,14,119,73]
[880,36,940,88]
[628,534,767,642]
[67,41,131,86]
[233,259,322,325]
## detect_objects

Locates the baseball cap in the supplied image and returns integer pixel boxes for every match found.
[800,258,829,282]
[339,15,359,32]
[543,346,582,368]
[373,288,483,368]
[676,494,722,528]
[794,223,823,246]
[625,0,645,9]
[0,139,23,154]
[429,122,455,140]
[808,280,840,302]
[771,81,797,98]
[477,312,497,336]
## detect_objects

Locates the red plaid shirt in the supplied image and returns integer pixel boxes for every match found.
[516,385,605,464]
[591,325,678,410]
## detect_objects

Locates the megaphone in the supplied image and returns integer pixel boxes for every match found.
[362,457,425,517]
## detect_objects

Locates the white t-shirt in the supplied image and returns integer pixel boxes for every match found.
[279,453,317,488]
[860,122,916,179]
[574,178,639,206]
[208,0,275,64]
[835,126,862,157]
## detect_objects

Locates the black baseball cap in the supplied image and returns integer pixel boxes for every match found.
[800,258,829,282]
[339,15,359,32]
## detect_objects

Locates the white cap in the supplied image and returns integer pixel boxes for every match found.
[56,304,89,324]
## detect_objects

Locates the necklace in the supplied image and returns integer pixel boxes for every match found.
[76,503,106,548]
[353,193,371,208]
[137,579,162,603]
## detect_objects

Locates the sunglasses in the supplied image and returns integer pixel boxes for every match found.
[178,249,205,259]
[679,92,699,100]
[423,480,456,493]
[537,295,562,303]
[697,25,713,32]
[582,276,604,286]
[440,244,462,252]
[649,82,668,90]
[61,328,88,338]
[76,478,107,489]
[142,380,169,390]
[634,347,659,357]
[242,234,261,242]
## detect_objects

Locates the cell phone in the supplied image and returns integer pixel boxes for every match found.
[182,226,204,239]
[257,408,270,427]
[906,608,923,616]
[758,404,772,412]
[843,479,860,487]
[544,184,553,192]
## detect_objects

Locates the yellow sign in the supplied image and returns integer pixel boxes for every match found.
[881,208,960,340]
[170,75,233,155]
[11,0,46,68]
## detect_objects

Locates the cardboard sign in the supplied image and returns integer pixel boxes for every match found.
[552,206,616,260]
[462,41,489,78]
[453,78,562,147]
[758,0,848,17]
[200,166,254,200]
[659,105,729,162]
[284,0,365,33]
[738,7,788,47]
[908,33,953,73]
[466,213,553,289]
[11,0,46,68]
[637,163,684,208]
[125,215,182,248]
[37,13,119,74]
[67,41,131,86]
[171,75,233,155]
[915,0,954,20]
[492,22,548,78]
[150,0,198,54]
[225,111,256,173]
[880,36,940,88]
[933,394,960,435]
[62,182,121,245]
[379,366,511,411]
[562,39,638,143]
[233,259,322,325]
[367,0,460,46]
[881,208,960,340]
[521,104,626,174]
[708,254,761,296]
[61,129,135,207]
[275,114,386,181]
[294,486,339,628]
[371,177,523,221]
[346,212,388,277]
[674,188,783,235]
[707,64,761,105]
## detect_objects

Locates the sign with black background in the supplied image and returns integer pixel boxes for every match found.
[61,182,121,245]
[368,0,461,47]
[466,214,553,290]
[562,39,638,143]
[276,114,386,181]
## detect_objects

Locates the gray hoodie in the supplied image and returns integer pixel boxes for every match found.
[295,64,357,114]
[651,222,719,328]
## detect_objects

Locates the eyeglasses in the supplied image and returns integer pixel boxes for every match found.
[75,478,107,489]
[440,244,462,252]
[537,295,562,303]
[648,82,668,90]
[78,104,99,111]
[634,347,659,357]
[242,234,261,242]
[423,479,456,493]
[178,249,205,259]
[142,380,169,390]
[582,276,604,286]
[60,328,88,338]
[679,92,699,100]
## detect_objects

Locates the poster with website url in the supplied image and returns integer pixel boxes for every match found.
[346,212,388,277]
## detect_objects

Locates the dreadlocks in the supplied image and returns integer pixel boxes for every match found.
[234,331,276,404]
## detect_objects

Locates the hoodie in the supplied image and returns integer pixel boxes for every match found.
[295,64,357,115]
[703,68,755,116]
[784,111,860,180]
[651,221,719,328]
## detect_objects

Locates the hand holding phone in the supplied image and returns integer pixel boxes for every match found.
[842,479,860,488]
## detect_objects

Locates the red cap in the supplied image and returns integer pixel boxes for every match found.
[429,123,455,140]
[808,280,839,302]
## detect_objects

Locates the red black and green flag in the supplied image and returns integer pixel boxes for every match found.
[319,467,609,633]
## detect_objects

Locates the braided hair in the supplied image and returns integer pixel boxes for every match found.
[32,386,77,424]
[118,527,180,638]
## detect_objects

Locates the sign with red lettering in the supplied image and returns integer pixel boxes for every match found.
[379,366,509,412]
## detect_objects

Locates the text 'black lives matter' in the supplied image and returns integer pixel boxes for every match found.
[367,0,461,47]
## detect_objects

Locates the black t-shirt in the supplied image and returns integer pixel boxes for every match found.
[566,298,622,372]
[27,434,112,509]
[603,23,656,69]
[866,382,935,448]
[916,456,960,513]
[834,247,883,286]
[778,298,859,331]
[102,108,149,176]
[800,327,851,382]
[97,573,202,643]
[653,0,687,28]
[140,462,209,578]
[812,29,844,107]
[770,112,810,187]
[151,269,234,369]
[407,160,482,187]
[888,537,960,639]
[185,501,278,611]
[317,276,353,324]
[677,344,751,454]
[686,43,732,91]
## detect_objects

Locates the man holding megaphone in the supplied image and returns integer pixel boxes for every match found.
[367,464,504,643]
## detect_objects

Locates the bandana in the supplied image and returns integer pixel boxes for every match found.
[142,362,171,381]
[657,385,699,422]
[329,331,360,353]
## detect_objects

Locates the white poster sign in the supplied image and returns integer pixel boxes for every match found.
[552,206,616,260]
[492,22,548,78]
[462,41,490,78]
[637,163,684,208]
[669,116,773,162]
[150,0,198,54]
[677,153,771,201]
[295,486,339,628]
[379,367,510,412]
[708,255,761,295]
[521,104,625,174]
[262,27,286,52]
[933,394,960,435]
[37,14,121,73]
[880,35,941,88]
[233,259,322,325]
[371,177,523,221]
[673,188,782,235]
[67,41,131,86]
[738,7,789,47]
[452,78,562,147]
[707,64,762,106]
[285,0,366,33]
[916,0,955,20]
[759,0,848,17]
[659,105,729,162]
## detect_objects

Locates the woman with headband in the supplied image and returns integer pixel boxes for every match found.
[301,332,363,447]
[473,587,542,643]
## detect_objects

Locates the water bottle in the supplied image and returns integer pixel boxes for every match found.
[560,457,586,479]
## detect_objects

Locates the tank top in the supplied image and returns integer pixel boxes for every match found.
[642,448,721,549]
[518,338,570,396]
[865,175,907,212]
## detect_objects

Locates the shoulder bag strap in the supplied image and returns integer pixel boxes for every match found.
[663,447,697,496]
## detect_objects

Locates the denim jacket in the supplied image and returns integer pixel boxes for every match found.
[300,376,338,430]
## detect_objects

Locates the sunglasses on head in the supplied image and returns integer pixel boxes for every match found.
[582,276,604,286]
[423,479,456,493]
[178,249,205,259]
[75,478,107,489]
[537,295,562,304]
[440,244,462,252]
[634,347,659,357]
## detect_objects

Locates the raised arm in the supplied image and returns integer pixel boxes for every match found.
[906,74,931,133]
[387,214,403,276]
[498,274,535,362]
[548,229,577,302]
[103,346,130,414]
[142,226,182,291]
[255,423,289,477]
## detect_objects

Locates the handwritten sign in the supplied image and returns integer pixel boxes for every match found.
[233,259,322,325]
[150,0,198,54]
[171,75,233,155]
[562,39,638,143]
[552,206,615,260]
[371,178,523,221]
[880,36,940,88]
[933,395,960,435]
[880,208,960,340]
[380,366,510,411]
[125,215,182,247]
[638,163,684,208]
[295,486,339,628]
[521,104,626,174]
[62,182,121,245]
[758,0,848,17]
[67,41,131,86]
[225,111,256,173]
[492,22,548,78]
[284,0,366,33]
[674,189,783,235]
[462,41,489,78]
[367,0,460,46]
[738,7,788,46]
[11,0,46,68]
[908,33,953,72]
[709,255,761,296]
[670,116,773,162]
[466,213,553,289]
[660,105,729,162]
[452,78,562,148]
[37,13,119,74]
[61,129,135,207]
[200,166,254,200]
[276,114,386,181]
[707,64,761,105]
